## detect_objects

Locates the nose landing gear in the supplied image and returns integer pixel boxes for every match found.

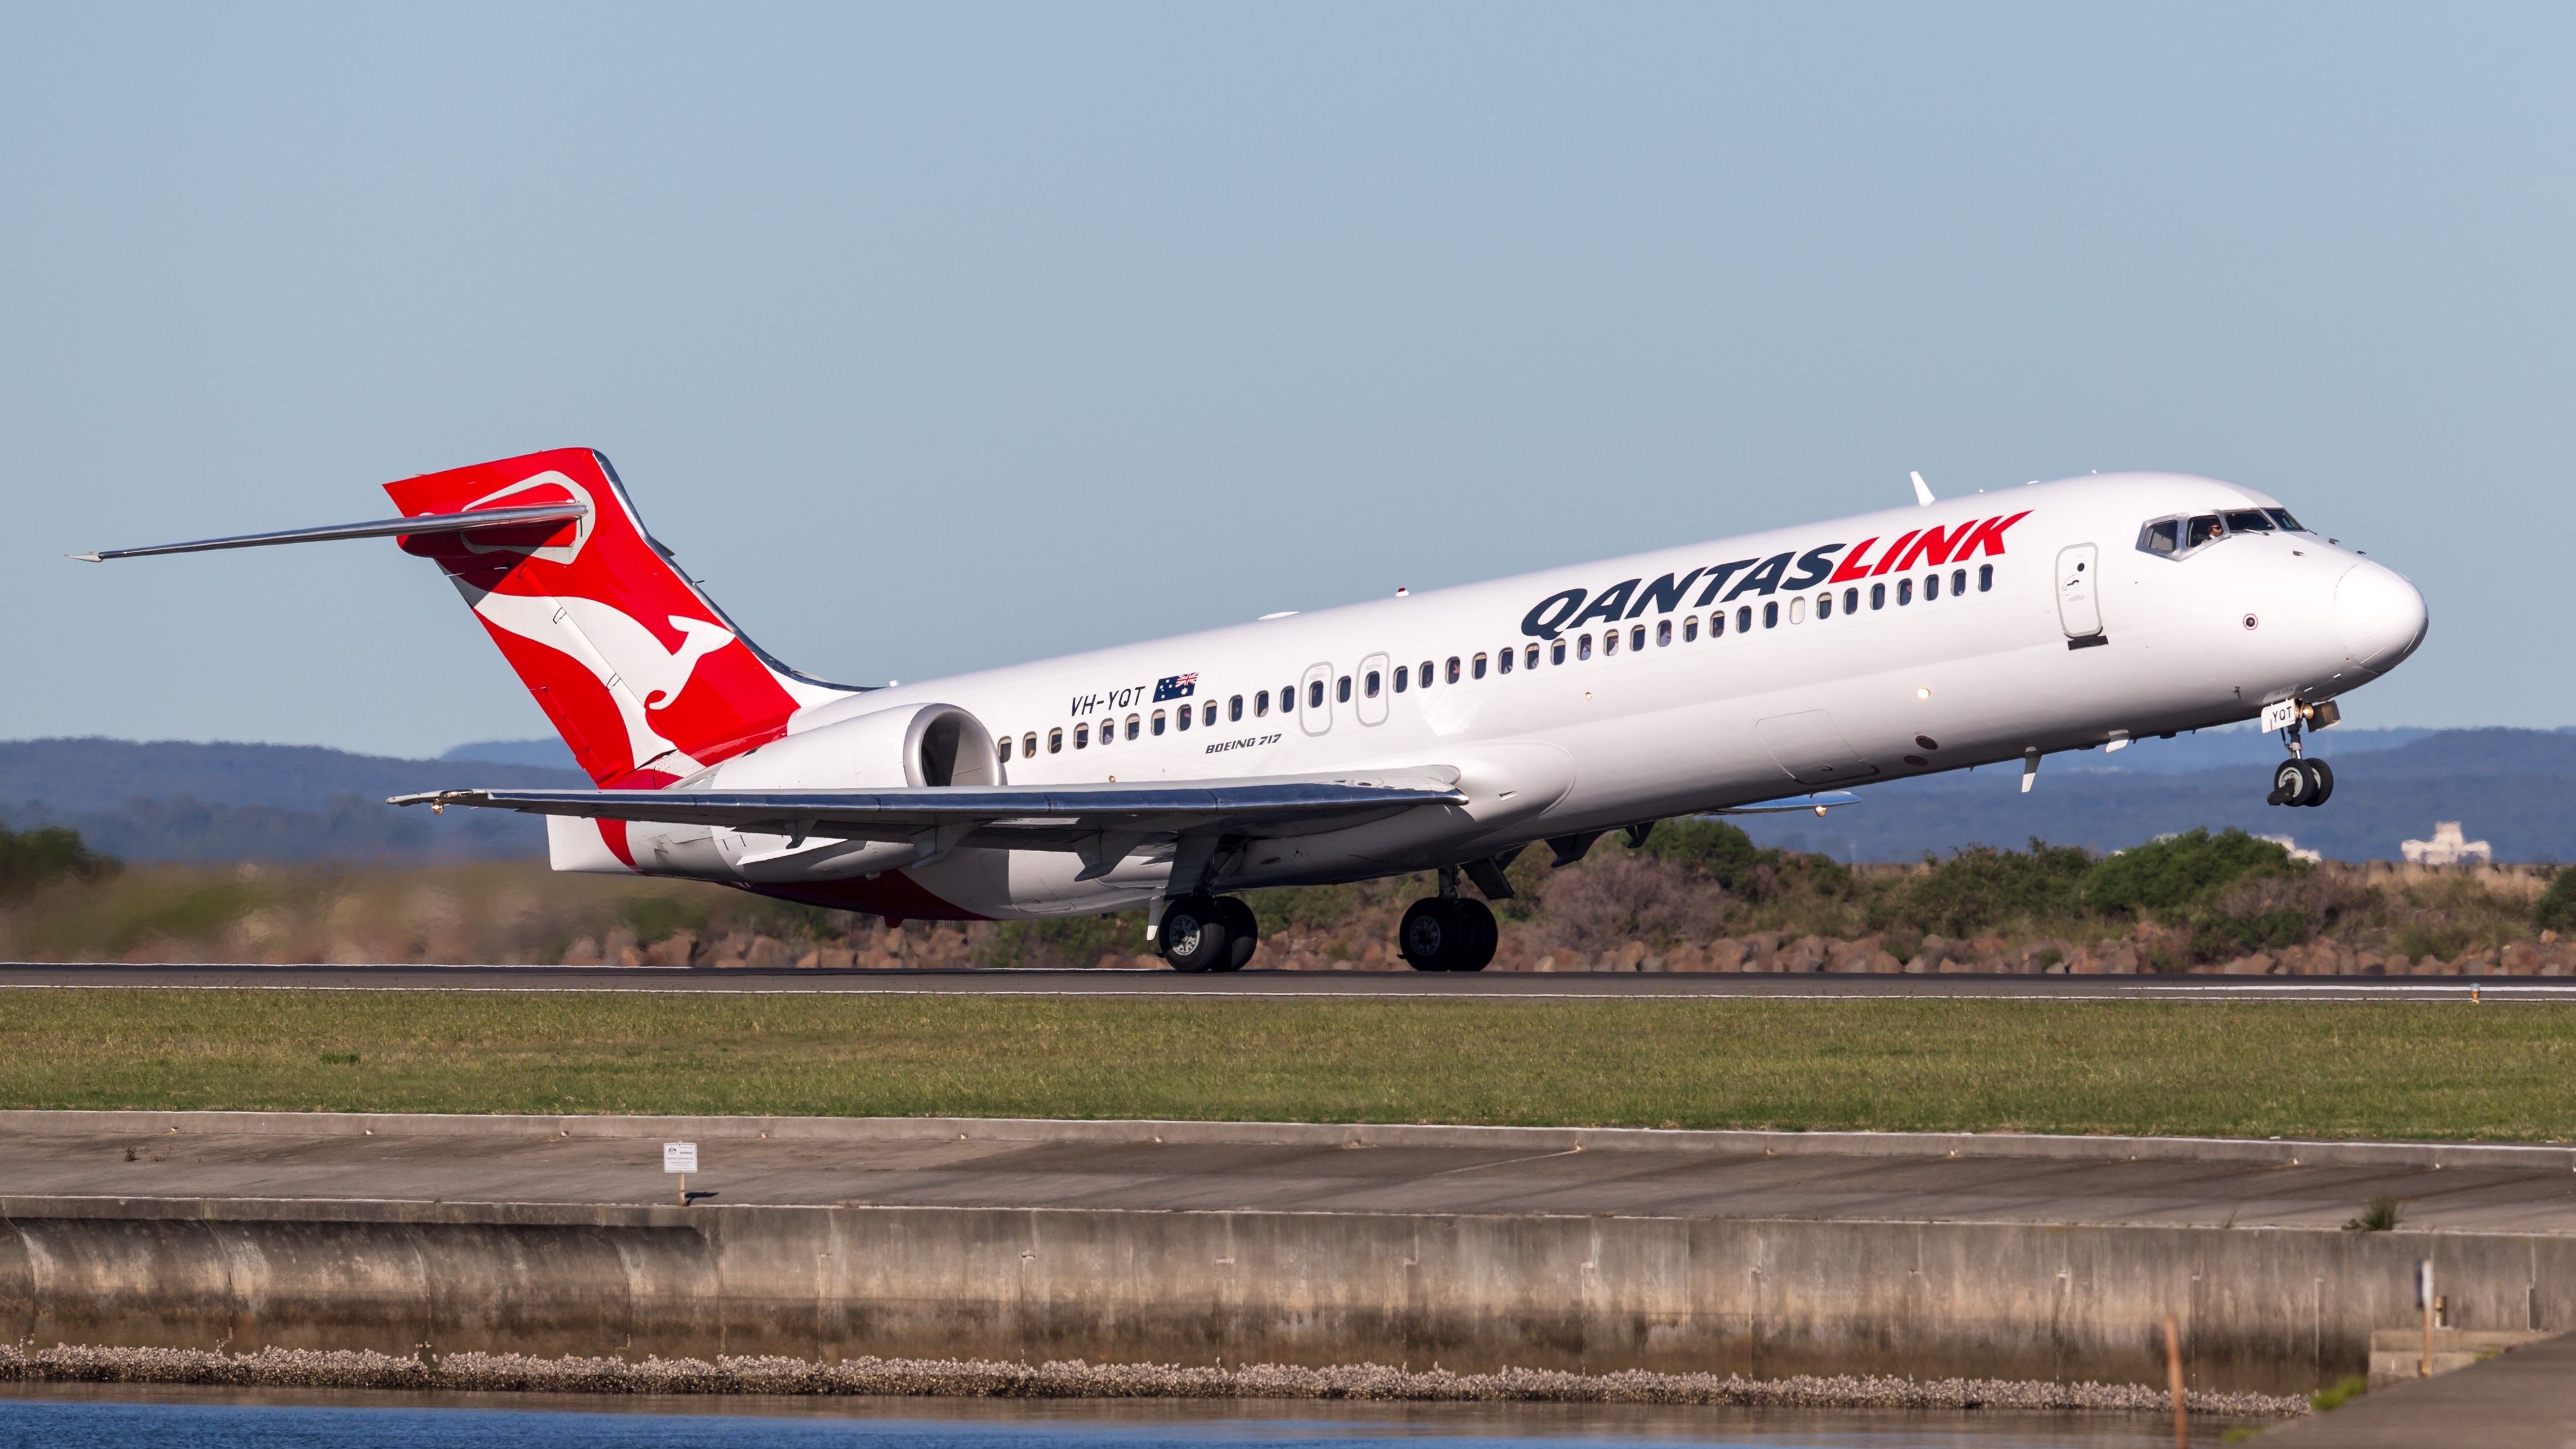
[2265,708,2336,808]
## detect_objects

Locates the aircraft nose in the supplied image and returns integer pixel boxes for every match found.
[2334,559,2428,674]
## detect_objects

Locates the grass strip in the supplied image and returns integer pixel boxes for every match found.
[0,991,2569,1142]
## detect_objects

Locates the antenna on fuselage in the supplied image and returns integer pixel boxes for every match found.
[1910,470,1935,506]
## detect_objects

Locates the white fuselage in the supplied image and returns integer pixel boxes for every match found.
[600,472,2427,920]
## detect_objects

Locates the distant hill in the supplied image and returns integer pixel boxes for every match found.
[4,727,2564,866]
[1736,728,2576,863]
[0,738,587,864]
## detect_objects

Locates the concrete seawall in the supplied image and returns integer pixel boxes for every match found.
[4,1193,2565,1394]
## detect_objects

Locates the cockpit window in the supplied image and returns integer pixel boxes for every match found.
[2224,509,2275,534]
[2137,518,2181,556]
[2265,508,2305,532]
[2186,514,2225,549]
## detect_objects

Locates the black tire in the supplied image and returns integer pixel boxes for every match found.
[1453,898,1498,973]
[1158,895,1232,973]
[2269,758,2311,807]
[2302,757,2335,807]
[1217,897,1259,971]
[1398,898,1467,972]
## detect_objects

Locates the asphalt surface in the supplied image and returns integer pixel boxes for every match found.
[0,962,2561,999]
[21,1116,2576,1231]
[2258,1330,2576,1447]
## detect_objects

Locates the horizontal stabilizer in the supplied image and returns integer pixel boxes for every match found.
[70,502,589,563]
[392,777,1470,854]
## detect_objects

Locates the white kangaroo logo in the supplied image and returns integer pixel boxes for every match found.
[466,590,741,772]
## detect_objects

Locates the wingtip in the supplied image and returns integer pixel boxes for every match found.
[64,552,103,564]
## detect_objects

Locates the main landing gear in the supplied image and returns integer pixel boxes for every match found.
[1398,865,1500,972]
[2266,713,2335,808]
[1157,894,1259,973]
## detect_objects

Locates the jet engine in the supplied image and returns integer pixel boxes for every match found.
[588,703,1003,883]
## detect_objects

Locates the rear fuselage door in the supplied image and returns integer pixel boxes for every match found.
[2056,544,2103,638]
[1299,661,1335,736]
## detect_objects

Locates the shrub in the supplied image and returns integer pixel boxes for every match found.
[2344,1195,2402,1232]
[2310,1376,2368,1412]
[618,894,709,944]
[2536,868,2576,934]
[1539,850,1727,953]
[0,822,119,900]
[1637,818,1852,903]
[2084,828,2295,917]
[1872,840,2094,938]
[980,912,1146,969]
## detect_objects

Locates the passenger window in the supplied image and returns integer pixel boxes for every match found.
[1472,652,1489,678]
[1656,619,1672,646]
[1683,616,1698,642]
[1551,640,1566,665]
[1098,720,1112,748]
[1498,647,1514,674]
[1229,695,1243,722]
[2225,509,2274,533]
[1446,656,1461,683]
[1602,629,1618,656]
[1282,683,1296,708]
[2137,518,2182,556]
[1255,690,1270,717]
[1127,713,1140,740]
[1527,643,1542,669]
[1202,701,1215,726]
[1736,605,1751,634]
[1842,587,1857,614]
[1816,592,1832,620]
[1950,568,1965,597]
[1023,732,1038,757]
[1979,564,1993,592]
[1152,711,1166,736]
[1075,722,1090,749]
[1365,670,1381,698]
[1763,601,1779,628]
[998,736,1013,762]
[1787,596,1806,624]
[1710,611,1725,638]
[1337,676,1352,703]
[1049,728,1064,754]
[1578,634,1594,660]
[1899,578,1914,605]
[1178,705,1192,730]
[2186,514,2224,549]
[1924,573,1940,601]
[1630,624,1645,652]
[1308,680,1324,709]
[1394,665,1409,692]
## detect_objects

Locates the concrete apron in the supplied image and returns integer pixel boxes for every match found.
[0,1194,2560,1395]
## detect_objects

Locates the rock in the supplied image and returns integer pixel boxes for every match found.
[558,936,602,966]
[640,931,696,968]
[1706,940,1748,972]
[1787,936,1829,972]
[2221,954,2275,975]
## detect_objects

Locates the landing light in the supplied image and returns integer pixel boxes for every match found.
[1916,687,1932,701]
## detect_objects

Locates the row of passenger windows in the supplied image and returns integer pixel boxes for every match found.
[993,563,1997,761]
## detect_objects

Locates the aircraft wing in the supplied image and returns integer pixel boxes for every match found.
[390,775,1469,855]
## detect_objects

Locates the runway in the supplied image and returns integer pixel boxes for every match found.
[0,960,2559,999]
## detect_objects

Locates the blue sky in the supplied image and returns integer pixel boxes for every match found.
[4,4,2570,756]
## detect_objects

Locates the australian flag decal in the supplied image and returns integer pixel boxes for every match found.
[1153,673,1199,702]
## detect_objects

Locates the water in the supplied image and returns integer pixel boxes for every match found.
[0,1386,2255,1448]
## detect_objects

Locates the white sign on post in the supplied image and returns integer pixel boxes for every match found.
[663,1142,699,1174]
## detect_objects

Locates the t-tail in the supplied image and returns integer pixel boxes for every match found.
[75,447,865,785]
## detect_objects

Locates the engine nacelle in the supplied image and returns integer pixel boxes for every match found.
[702,703,999,881]
[555,703,1003,884]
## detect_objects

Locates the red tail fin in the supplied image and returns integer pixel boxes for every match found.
[386,448,857,785]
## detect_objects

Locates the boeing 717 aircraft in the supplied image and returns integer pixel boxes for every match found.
[80,448,2428,972]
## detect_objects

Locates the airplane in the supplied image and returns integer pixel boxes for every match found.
[76,448,2428,972]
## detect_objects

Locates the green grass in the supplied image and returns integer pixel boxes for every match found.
[5,993,2576,1140]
